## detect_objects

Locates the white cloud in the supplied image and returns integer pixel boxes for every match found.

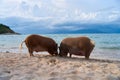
[60,26,84,31]
[108,11,120,21]
[0,0,120,24]
[76,12,97,21]
[108,14,117,20]
[51,0,67,9]
[0,0,25,17]
[1,0,120,34]
[0,0,43,18]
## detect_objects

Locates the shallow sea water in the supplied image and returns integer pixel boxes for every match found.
[0,34,120,60]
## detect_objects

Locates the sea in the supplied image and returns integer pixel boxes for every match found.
[0,34,120,61]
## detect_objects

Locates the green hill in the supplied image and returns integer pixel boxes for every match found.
[0,24,19,34]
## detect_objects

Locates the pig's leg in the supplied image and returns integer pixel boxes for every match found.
[85,49,90,59]
[69,53,72,57]
[28,48,34,56]
[85,45,94,59]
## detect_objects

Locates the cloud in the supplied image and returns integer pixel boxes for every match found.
[0,0,20,17]
[110,10,120,22]
[108,14,119,21]
[0,0,42,18]
[51,0,67,9]
[0,0,120,22]
[0,0,120,34]
[74,10,98,22]
[20,1,30,11]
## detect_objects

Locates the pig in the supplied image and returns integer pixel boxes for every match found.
[20,34,58,56]
[59,36,95,59]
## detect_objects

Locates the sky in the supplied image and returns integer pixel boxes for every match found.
[0,0,120,34]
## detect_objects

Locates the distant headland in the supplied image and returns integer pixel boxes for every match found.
[0,24,20,35]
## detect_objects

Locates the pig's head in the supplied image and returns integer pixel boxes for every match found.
[59,44,68,57]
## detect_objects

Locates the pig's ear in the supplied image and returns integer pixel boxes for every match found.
[90,40,95,47]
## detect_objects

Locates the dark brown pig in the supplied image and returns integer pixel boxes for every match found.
[20,34,58,56]
[59,36,95,59]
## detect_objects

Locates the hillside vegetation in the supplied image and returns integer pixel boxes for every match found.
[0,24,18,34]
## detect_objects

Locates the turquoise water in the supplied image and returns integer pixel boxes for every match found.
[0,34,120,60]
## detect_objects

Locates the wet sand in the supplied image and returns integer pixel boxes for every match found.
[0,53,120,80]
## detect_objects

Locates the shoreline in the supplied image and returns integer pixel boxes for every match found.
[0,53,120,80]
[1,50,120,61]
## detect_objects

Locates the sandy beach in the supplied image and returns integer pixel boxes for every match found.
[0,52,120,80]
